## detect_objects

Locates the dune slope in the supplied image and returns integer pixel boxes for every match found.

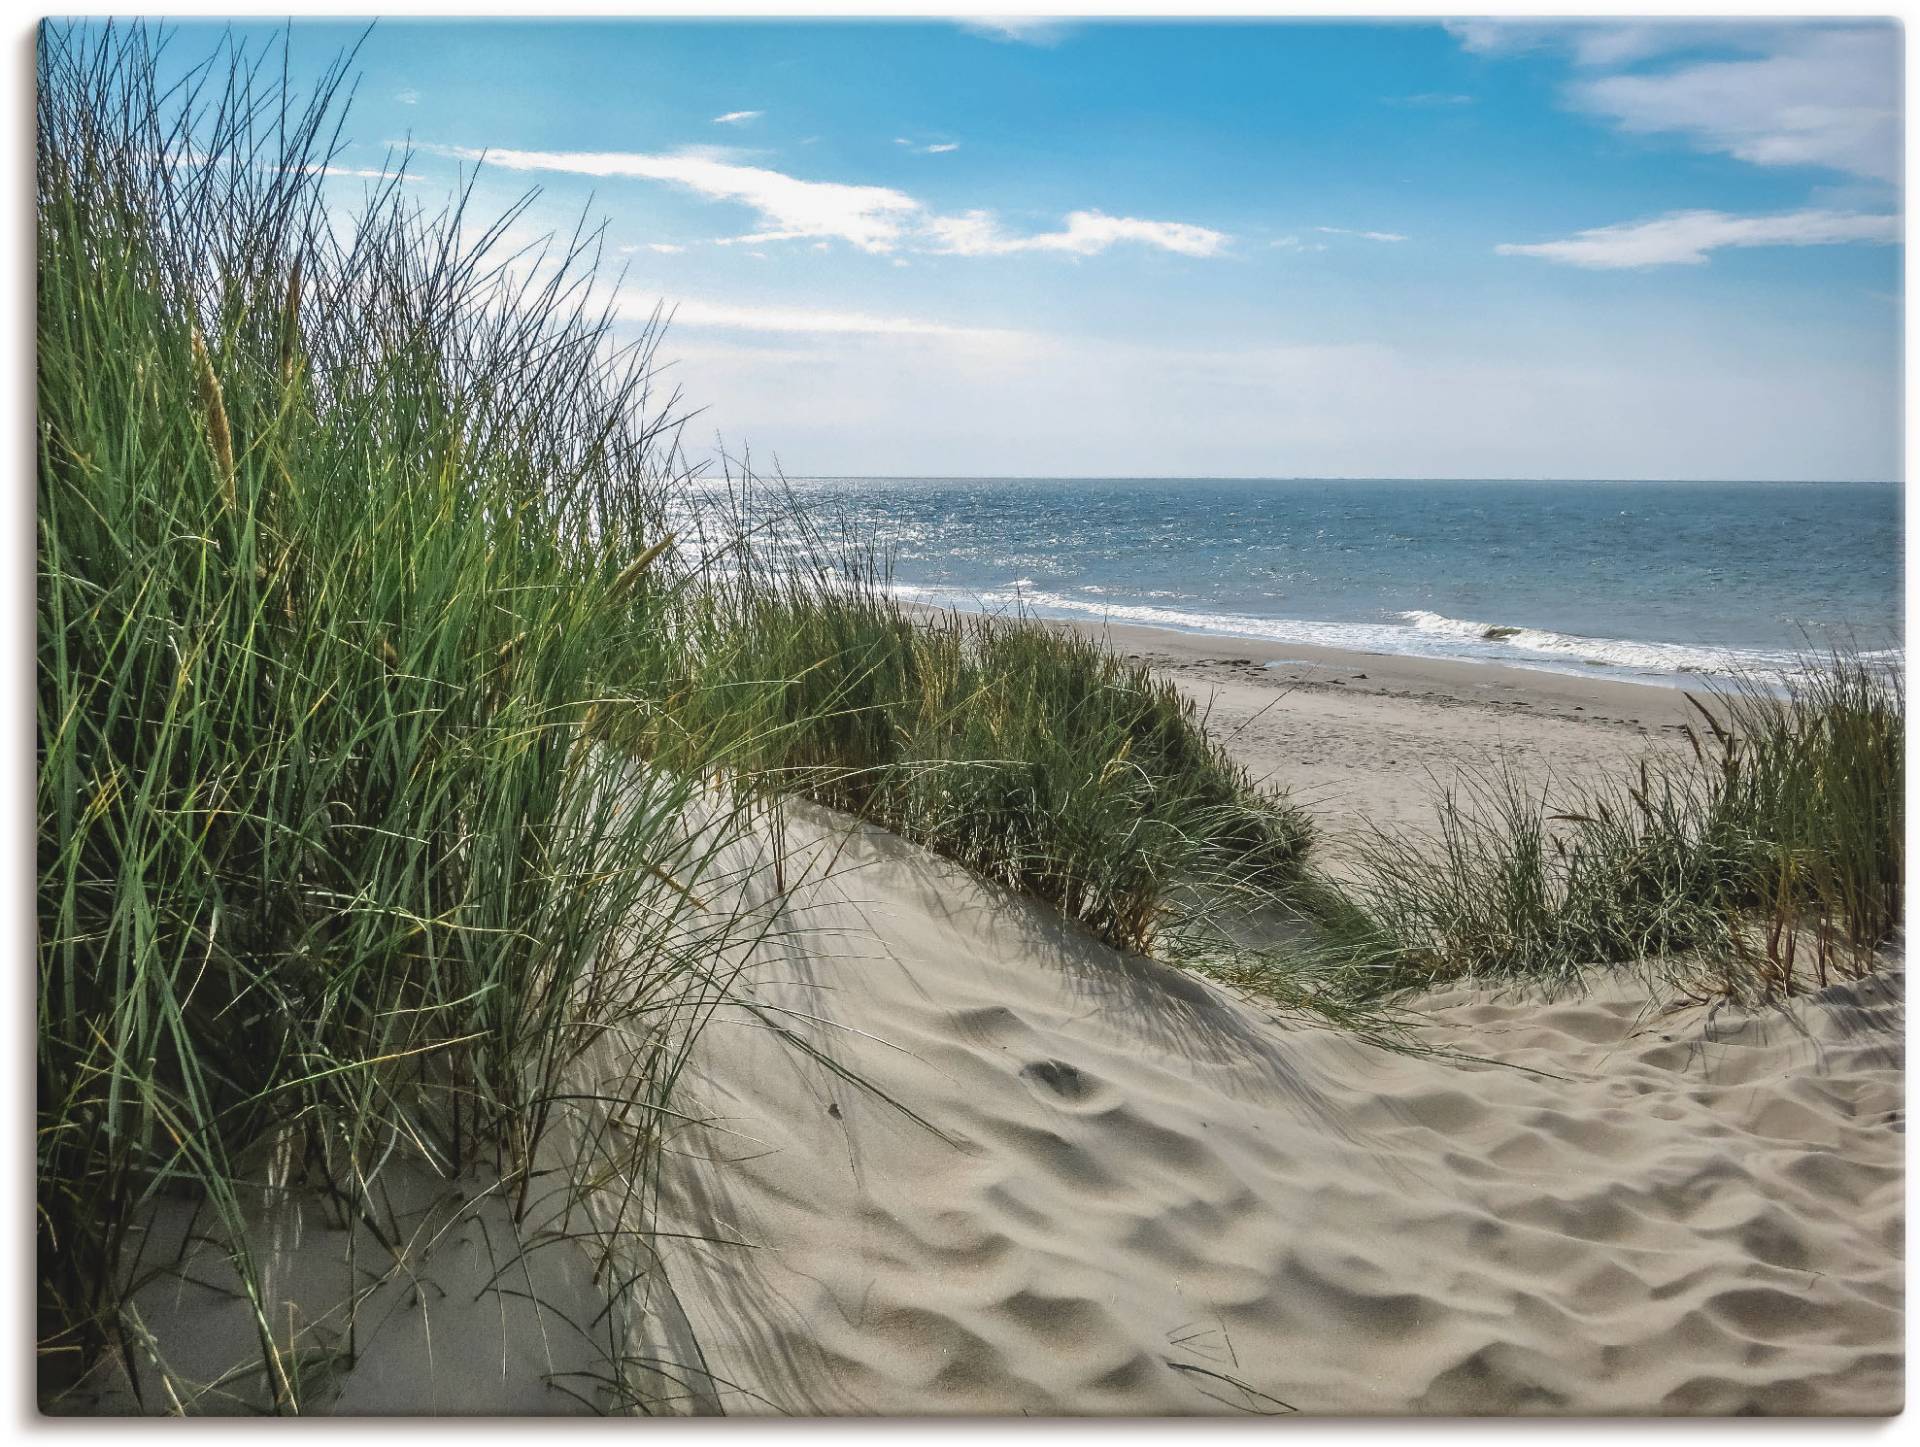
[638,805,1903,1416]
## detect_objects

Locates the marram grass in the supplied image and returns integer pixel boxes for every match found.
[615,538,1315,957]
[38,23,753,1409]
[1316,652,1904,1001]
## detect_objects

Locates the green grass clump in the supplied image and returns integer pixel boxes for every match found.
[38,25,751,1408]
[891,616,1311,952]
[622,557,1313,956]
[1325,652,1903,1000]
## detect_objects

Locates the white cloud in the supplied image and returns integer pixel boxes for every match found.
[927,208,1229,258]
[645,242,686,254]
[1450,21,1899,184]
[289,163,396,181]
[1316,226,1409,243]
[712,110,763,126]
[1444,19,1788,68]
[1444,19,1534,56]
[1572,27,1900,184]
[1497,208,1900,268]
[395,88,419,106]
[958,18,1068,46]
[1563,24,1714,69]
[422,143,1225,260]
[897,137,962,155]
[424,144,921,253]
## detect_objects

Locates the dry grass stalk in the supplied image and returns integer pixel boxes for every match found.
[279,253,303,384]
[190,325,236,511]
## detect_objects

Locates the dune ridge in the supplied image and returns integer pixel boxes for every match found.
[637,803,1903,1416]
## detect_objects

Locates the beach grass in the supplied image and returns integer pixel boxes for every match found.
[1320,652,1904,1000]
[35,22,777,1408]
[618,539,1314,956]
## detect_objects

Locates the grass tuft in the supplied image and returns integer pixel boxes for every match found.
[1320,652,1903,1001]
[608,531,1315,958]
[38,21,746,1408]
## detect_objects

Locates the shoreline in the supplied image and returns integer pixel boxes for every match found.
[1052,615,1709,723]
[1043,614,1703,846]
[879,583,1846,692]
[906,602,1710,720]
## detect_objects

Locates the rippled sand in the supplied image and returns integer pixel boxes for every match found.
[639,807,1903,1416]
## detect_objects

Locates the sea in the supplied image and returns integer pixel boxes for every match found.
[722,478,1904,688]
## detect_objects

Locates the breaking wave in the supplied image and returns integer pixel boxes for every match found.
[1394,610,1803,679]
[885,584,1815,684]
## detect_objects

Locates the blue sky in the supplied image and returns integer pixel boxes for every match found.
[176,17,1901,479]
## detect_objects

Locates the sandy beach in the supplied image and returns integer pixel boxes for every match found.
[1052,618,1702,844]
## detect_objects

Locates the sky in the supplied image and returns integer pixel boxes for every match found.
[174,17,1901,480]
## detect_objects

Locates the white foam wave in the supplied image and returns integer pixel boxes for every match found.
[884,583,1804,683]
[1395,610,1798,678]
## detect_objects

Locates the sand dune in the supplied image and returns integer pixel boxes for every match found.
[69,671,1904,1422]
[637,803,1903,1416]
[69,797,1903,1416]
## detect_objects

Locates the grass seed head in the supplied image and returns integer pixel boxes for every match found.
[190,325,236,511]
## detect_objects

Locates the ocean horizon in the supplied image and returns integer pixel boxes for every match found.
[746,476,1904,686]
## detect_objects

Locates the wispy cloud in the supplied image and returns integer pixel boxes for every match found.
[644,242,685,254]
[927,208,1229,258]
[1450,21,1899,184]
[1393,92,1474,107]
[897,137,962,155]
[957,18,1070,46]
[395,88,419,106]
[1443,19,1538,57]
[288,162,397,180]
[424,144,920,252]
[1444,19,1783,68]
[423,142,1224,259]
[711,110,763,126]
[1496,208,1900,268]
[1572,27,1900,184]
[1316,226,1409,243]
